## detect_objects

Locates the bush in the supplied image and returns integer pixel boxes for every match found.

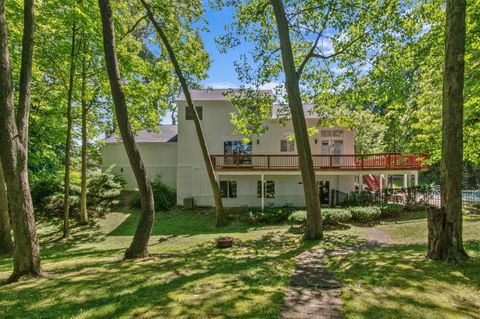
[131,177,176,211]
[31,166,124,217]
[348,206,382,222]
[87,169,124,213]
[288,208,352,225]
[287,210,307,224]
[323,209,352,224]
[342,191,376,206]
[380,204,405,218]
[243,208,291,224]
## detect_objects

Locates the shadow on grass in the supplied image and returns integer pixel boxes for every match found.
[0,231,364,319]
[108,209,253,236]
[324,240,480,319]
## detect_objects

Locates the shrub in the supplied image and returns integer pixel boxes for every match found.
[287,210,307,224]
[288,208,352,225]
[380,204,405,218]
[323,209,352,224]
[342,191,376,206]
[31,166,124,217]
[87,169,124,213]
[131,177,176,211]
[348,206,382,222]
[243,208,291,224]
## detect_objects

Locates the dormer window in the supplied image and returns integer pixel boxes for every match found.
[280,140,295,152]
[186,106,203,120]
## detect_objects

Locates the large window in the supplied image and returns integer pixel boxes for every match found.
[257,180,275,198]
[280,139,295,152]
[224,141,252,165]
[224,141,252,155]
[186,106,203,120]
[219,180,237,198]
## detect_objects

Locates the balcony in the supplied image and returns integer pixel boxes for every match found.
[210,153,429,171]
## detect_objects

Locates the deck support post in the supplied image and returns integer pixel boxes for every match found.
[414,173,419,186]
[379,174,384,192]
[261,173,265,211]
[384,174,389,189]
[403,174,409,188]
[358,174,364,192]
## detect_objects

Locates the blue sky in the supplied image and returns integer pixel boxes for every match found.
[199,7,246,89]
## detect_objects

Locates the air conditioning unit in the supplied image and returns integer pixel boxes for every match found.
[183,197,194,209]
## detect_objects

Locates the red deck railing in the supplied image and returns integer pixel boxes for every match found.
[210,153,429,171]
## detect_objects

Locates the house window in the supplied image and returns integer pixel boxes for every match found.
[186,106,203,120]
[219,181,237,198]
[224,141,252,155]
[320,130,332,137]
[280,139,295,152]
[333,130,344,137]
[257,180,275,198]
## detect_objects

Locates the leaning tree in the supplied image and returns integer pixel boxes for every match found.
[138,0,227,226]
[98,0,156,259]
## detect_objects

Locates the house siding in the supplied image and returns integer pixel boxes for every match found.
[102,142,177,189]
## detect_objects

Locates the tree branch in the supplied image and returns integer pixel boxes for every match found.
[120,14,147,41]
[296,31,323,78]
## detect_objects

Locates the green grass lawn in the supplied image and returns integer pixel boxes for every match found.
[324,213,480,319]
[1,209,479,319]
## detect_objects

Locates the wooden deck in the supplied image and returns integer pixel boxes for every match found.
[210,153,429,171]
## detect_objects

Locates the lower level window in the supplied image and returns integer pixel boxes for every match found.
[257,180,275,198]
[220,180,237,198]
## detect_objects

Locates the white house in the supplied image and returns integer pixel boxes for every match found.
[103,89,427,208]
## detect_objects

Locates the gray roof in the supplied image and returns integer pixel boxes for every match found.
[105,125,178,143]
[272,103,317,119]
[177,88,274,101]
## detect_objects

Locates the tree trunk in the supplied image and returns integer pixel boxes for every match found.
[270,0,322,240]
[140,0,226,226]
[98,0,155,259]
[79,38,88,225]
[63,18,77,238]
[0,161,13,256]
[427,0,468,262]
[0,0,43,280]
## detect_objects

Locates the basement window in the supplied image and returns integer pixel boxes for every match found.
[219,180,237,198]
[257,180,275,198]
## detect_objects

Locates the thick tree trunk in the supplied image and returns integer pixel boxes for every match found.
[140,0,226,226]
[63,19,77,239]
[0,0,43,280]
[79,39,88,225]
[270,0,322,240]
[427,0,468,262]
[0,161,13,256]
[98,0,155,259]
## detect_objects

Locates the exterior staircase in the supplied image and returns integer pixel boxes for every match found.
[363,174,381,192]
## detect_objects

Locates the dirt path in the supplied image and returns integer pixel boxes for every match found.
[281,228,392,319]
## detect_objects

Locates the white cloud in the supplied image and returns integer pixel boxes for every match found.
[205,82,240,89]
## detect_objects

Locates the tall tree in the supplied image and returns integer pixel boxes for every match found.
[269,0,322,239]
[0,0,43,280]
[98,0,155,259]
[139,0,226,227]
[427,0,468,261]
[63,11,78,239]
[79,36,89,225]
[0,161,13,256]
